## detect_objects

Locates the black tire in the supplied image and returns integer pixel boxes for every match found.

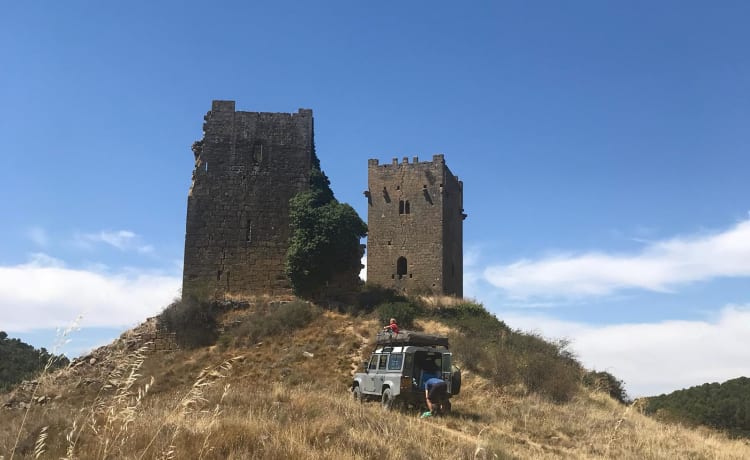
[353,385,363,403]
[381,387,395,410]
[451,366,462,396]
[442,399,452,414]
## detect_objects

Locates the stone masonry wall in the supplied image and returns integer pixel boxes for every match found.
[182,101,313,298]
[366,154,464,296]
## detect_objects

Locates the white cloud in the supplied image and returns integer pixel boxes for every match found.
[501,305,750,397]
[0,254,180,331]
[76,229,154,254]
[484,218,750,298]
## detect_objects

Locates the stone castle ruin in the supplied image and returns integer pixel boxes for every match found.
[365,155,465,297]
[183,101,313,297]
[182,101,464,298]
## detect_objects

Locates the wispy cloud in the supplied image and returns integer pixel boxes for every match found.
[27,226,49,247]
[501,305,750,397]
[75,230,155,254]
[484,218,750,298]
[0,253,180,331]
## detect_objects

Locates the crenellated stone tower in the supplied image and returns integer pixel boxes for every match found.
[182,101,314,298]
[365,155,465,296]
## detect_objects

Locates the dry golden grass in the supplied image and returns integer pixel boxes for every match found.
[2,309,749,459]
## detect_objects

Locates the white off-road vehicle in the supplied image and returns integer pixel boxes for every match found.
[351,331,461,412]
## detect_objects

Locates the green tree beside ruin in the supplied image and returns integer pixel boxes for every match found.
[286,147,367,299]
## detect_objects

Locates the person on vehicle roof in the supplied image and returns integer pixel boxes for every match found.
[383,318,399,335]
[422,377,448,417]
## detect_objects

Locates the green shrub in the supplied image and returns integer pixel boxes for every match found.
[228,300,320,344]
[285,144,367,300]
[355,284,407,312]
[159,297,220,349]
[584,370,629,404]
[375,302,423,329]
[433,302,582,402]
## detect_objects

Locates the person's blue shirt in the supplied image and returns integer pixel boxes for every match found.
[420,372,441,389]
[424,377,444,390]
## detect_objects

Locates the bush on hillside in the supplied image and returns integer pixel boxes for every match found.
[159,297,220,349]
[355,284,407,313]
[434,301,583,402]
[226,300,321,345]
[375,302,423,330]
[584,370,629,404]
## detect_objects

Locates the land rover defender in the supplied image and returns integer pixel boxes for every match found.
[351,331,461,412]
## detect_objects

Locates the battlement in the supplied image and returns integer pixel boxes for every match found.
[368,154,446,168]
[209,100,312,119]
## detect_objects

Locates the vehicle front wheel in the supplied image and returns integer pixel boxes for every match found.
[381,388,395,410]
[352,385,363,403]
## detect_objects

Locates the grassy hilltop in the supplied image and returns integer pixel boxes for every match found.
[2,295,749,459]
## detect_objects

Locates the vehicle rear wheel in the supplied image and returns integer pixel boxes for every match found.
[353,385,363,403]
[442,399,452,414]
[381,388,395,410]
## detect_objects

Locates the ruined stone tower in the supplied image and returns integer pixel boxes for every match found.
[366,155,465,296]
[182,101,313,298]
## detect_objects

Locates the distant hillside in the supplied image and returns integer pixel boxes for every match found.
[0,331,69,392]
[644,377,750,438]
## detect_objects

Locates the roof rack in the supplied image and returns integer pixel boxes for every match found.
[376,330,449,348]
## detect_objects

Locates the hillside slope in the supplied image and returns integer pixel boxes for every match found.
[2,305,750,459]
[645,377,750,438]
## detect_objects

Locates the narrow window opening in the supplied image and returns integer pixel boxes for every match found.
[253,142,263,163]
[246,220,253,243]
[399,200,405,214]
[387,240,391,246]
[409,273,413,278]
[396,186,400,190]
[391,274,395,279]
[204,162,209,172]
[404,200,410,214]
[396,257,407,279]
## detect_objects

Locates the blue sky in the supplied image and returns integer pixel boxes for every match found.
[2,1,749,397]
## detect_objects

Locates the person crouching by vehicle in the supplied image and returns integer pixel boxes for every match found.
[383,318,399,335]
[422,377,447,417]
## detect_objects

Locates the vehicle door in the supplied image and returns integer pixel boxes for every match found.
[363,354,380,393]
[441,352,453,393]
[373,353,389,393]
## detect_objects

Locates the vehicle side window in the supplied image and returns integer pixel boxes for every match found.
[378,354,388,370]
[388,353,403,371]
[369,355,379,370]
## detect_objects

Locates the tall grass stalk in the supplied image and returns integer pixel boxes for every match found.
[606,397,639,455]
[139,355,243,460]
[10,316,80,460]
[197,383,231,460]
[32,426,47,459]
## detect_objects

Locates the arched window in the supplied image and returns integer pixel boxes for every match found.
[397,256,407,279]
[399,200,411,215]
